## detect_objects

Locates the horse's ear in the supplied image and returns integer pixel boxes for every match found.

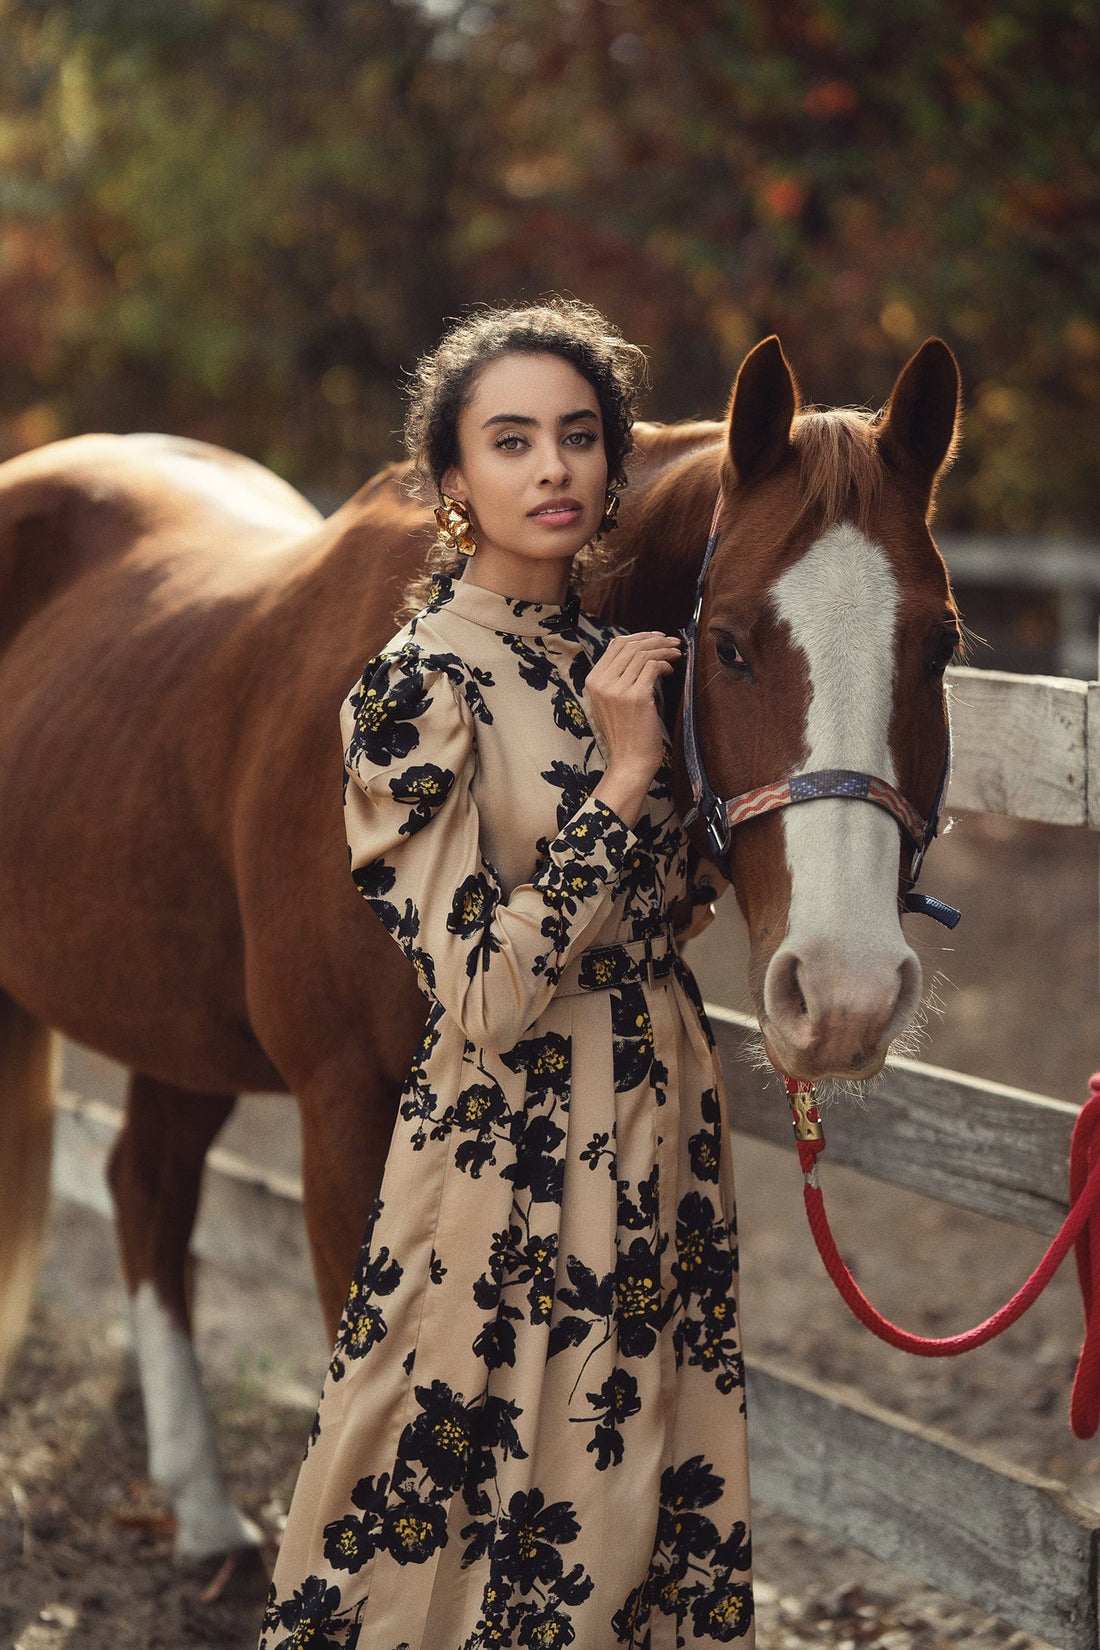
[726,336,799,485]
[877,338,960,503]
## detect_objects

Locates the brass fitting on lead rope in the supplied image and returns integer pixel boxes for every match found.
[784,1076,824,1188]
[785,1078,823,1141]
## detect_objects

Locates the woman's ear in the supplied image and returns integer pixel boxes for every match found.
[440,466,466,503]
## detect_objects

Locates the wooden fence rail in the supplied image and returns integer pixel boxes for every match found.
[714,1008,1100,1650]
[50,653,1100,1648]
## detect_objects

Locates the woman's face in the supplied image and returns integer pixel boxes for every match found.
[442,351,609,580]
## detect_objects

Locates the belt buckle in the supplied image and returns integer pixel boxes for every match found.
[641,933,661,985]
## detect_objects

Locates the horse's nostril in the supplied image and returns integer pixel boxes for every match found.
[768,951,809,1027]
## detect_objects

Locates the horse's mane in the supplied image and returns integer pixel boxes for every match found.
[790,406,884,533]
[636,406,888,534]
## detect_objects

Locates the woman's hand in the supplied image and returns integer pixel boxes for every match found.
[586,631,681,827]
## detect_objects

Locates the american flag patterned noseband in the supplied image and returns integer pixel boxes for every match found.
[680,495,961,931]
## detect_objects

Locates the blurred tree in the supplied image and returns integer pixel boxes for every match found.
[0,0,463,494]
[451,0,1100,532]
[0,0,1096,530]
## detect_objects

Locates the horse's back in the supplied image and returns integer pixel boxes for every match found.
[0,430,323,527]
[0,432,427,1085]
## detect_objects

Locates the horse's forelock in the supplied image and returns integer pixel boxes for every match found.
[790,407,885,535]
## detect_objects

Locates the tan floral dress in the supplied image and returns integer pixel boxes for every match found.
[258,574,755,1649]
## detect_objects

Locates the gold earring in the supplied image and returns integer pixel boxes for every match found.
[434,494,476,557]
[597,490,620,538]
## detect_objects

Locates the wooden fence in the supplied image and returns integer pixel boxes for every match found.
[732,652,1100,1649]
[938,534,1100,678]
[51,656,1100,1648]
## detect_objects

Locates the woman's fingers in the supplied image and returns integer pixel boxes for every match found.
[637,657,674,689]
[603,632,680,660]
[617,643,680,688]
[592,633,680,683]
[617,652,665,688]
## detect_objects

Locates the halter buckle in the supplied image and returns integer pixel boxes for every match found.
[702,798,731,862]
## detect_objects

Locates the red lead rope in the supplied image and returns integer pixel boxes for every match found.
[785,1073,1100,1439]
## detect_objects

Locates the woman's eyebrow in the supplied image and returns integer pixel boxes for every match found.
[480,408,600,430]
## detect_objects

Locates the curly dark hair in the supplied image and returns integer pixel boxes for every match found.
[398,297,647,618]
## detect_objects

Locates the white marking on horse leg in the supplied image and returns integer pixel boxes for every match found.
[130,1282,261,1559]
[766,524,921,1055]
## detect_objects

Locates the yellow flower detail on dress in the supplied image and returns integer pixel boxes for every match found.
[392,1512,434,1551]
[709,1592,747,1629]
[619,1279,655,1318]
[463,888,484,923]
[533,1046,567,1077]
[357,689,392,732]
[434,1417,469,1455]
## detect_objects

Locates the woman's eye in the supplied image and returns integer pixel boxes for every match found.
[495,434,526,452]
[714,634,750,673]
[564,429,597,446]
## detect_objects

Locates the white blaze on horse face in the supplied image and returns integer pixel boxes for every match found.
[130,1282,261,1558]
[766,523,922,1065]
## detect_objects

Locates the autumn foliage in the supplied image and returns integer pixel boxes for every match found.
[0,0,1096,530]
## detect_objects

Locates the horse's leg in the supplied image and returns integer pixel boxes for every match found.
[0,990,57,1378]
[298,1066,400,1340]
[106,1073,260,1560]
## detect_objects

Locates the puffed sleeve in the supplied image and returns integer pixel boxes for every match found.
[339,647,637,1053]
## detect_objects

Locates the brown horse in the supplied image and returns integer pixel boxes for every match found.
[0,336,960,1559]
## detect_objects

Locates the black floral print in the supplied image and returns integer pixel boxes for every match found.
[387,762,455,836]
[671,1191,746,1401]
[328,1237,403,1383]
[613,1457,753,1644]
[689,1087,722,1183]
[574,1366,642,1470]
[259,575,753,1649]
[611,984,656,1093]
[345,657,431,770]
[541,760,593,831]
[551,678,590,740]
[259,1575,363,1650]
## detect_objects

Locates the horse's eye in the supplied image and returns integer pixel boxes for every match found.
[714,632,751,675]
[927,629,960,678]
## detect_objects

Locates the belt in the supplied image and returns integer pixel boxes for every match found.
[556,924,678,997]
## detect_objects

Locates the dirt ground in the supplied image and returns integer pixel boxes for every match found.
[1,810,1097,1649]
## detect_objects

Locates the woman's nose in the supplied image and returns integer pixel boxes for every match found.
[539,448,570,487]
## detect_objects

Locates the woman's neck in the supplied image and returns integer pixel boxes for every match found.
[458,546,573,605]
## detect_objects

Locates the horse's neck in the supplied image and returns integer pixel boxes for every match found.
[594,425,723,632]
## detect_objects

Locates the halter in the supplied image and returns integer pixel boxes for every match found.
[680,496,961,930]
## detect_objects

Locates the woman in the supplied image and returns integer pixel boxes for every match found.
[259,300,754,1649]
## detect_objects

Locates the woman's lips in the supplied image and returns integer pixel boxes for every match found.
[528,500,583,528]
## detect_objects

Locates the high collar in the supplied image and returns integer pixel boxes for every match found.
[427,573,582,641]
